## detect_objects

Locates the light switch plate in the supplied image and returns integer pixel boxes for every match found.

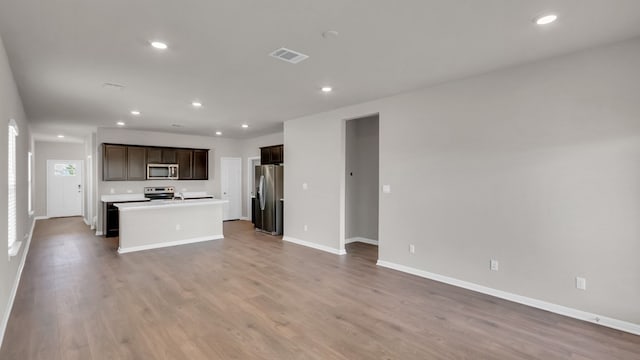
[382,185,391,193]
[302,183,308,190]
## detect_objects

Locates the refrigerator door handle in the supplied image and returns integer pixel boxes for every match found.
[259,175,266,210]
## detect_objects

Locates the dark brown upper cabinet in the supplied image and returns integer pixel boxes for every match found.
[147,147,177,164]
[126,146,147,181]
[103,144,127,181]
[192,150,208,180]
[103,143,209,181]
[146,148,162,163]
[162,149,177,163]
[176,149,194,180]
[260,144,284,165]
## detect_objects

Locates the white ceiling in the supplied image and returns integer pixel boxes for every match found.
[1,0,640,140]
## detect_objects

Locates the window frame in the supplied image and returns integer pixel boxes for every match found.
[8,119,19,256]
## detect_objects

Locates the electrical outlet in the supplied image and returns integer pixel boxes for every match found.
[409,244,415,254]
[304,224,308,232]
[176,224,181,231]
[382,185,391,193]
[576,277,586,290]
[490,259,499,271]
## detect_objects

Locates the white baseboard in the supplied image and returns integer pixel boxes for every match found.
[376,260,640,336]
[83,217,90,226]
[239,217,251,221]
[346,237,379,246]
[1,218,37,349]
[118,235,224,254]
[283,236,346,255]
[33,216,49,220]
[95,230,103,236]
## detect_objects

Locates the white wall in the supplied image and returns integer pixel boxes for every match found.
[346,115,379,241]
[95,128,242,232]
[33,141,85,217]
[283,38,640,326]
[0,34,33,347]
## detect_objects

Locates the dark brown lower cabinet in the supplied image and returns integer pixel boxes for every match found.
[105,202,120,237]
[251,197,256,224]
[104,200,148,237]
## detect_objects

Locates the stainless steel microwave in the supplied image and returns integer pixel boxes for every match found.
[147,163,179,180]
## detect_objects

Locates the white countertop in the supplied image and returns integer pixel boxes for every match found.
[101,194,149,203]
[115,198,228,211]
[102,192,215,202]
[180,192,214,199]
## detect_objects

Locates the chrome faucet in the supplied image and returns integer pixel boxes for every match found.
[173,192,184,201]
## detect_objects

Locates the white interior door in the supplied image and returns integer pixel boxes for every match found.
[47,160,83,217]
[221,157,242,220]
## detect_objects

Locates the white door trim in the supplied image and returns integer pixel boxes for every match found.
[247,156,260,221]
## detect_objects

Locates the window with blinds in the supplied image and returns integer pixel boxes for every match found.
[8,120,18,251]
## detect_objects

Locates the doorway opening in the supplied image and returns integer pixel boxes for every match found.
[344,114,379,260]
[247,156,261,222]
[46,159,83,217]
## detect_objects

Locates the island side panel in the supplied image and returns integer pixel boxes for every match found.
[118,203,224,253]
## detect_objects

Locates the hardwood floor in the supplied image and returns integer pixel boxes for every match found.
[1,217,639,359]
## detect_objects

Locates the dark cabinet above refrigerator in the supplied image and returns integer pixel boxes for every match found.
[260,144,283,165]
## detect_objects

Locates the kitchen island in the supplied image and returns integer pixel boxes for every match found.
[115,198,228,254]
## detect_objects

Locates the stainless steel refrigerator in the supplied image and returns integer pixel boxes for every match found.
[254,165,283,235]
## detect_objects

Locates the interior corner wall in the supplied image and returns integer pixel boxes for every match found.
[284,116,344,250]
[345,115,379,241]
[33,141,85,217]
[283,37,640,325]
[0,33,33,347]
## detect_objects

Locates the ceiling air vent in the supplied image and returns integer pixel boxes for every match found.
[102,82,125,90]
[269,47,309,64]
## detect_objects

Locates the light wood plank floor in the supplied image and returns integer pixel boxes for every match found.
[1,217,639,359]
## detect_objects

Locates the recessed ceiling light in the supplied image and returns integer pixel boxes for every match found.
[117,121,125,126]
[150,41,168,50]
[215,131,222,136]
[321,86,333,93]
[57,134,65,138]
[241,124,249,128]
[130,110,141,116]
[535,14,557,25]
[192,101,203,108]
